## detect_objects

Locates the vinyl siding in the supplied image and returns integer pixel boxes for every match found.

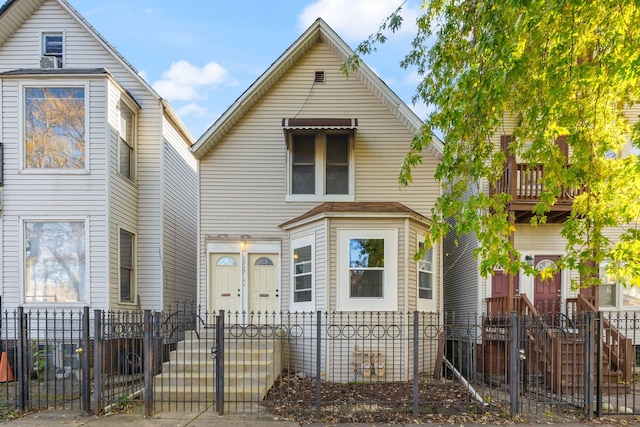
[443,181,481,316]
[160,118,197,309]
[324,217,406,312]
[198,43,440,311]
[0,0,196,311]
[0,74,109,308]
[106,79,137,310]
[288,222,326,312]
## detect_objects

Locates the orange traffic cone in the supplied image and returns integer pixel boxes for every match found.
[0,351,14,382]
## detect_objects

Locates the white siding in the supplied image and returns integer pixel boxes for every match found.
[160,118,197,309]
[288,222,326,312]
[0,75,109,309]
[106,79,137,309]
[0,0,197,311]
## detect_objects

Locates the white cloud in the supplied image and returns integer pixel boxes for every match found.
[297,0,419,41]
[177,102,211,118]
[152,60,230,101]
[403,69,423,86]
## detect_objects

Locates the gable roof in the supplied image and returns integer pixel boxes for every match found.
[0,0,193,143]
[191,18,443,160]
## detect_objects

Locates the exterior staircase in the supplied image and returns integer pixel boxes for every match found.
[486,294,632,395]
[546,330,626,395]
[153,328,283,411]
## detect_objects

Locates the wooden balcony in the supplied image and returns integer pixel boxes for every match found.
[490,162,580,223]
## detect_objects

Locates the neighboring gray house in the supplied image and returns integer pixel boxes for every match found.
[191,19,443,381]
[0,0,197,312]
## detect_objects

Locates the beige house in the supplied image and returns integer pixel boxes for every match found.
[0,0,198,312]
[443,117,640,383]
[192,19,443,381]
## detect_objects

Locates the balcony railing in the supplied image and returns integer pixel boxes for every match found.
[490,162,580,222]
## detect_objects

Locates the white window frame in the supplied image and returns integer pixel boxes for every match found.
[416,233,438,312]
[336,229,397,312]
[291,235,315,311]
[41,31,64,65]
[599,261,640,308]
[285,130,355,202]
[119,228,136,304]
[20,216,90,307]
[118,100,136,181]
[19,80,90,174]
[417,240,433,300]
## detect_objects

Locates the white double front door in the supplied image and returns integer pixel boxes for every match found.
[209,252,280,317]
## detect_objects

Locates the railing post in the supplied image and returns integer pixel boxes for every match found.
[412,311,419,418]
[16,307,27,413]
[596,311,603,417]
[584,311,594,418]
[509,311,519,417]
[143,310,153,417]
[93,310,103,415]
[315,310,321,419]
[216,310,224,416]
[153,312,162,375]
[81,306,91,415]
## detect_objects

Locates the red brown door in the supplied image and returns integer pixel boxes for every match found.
[491,269,519,297]
[533,255,561,313]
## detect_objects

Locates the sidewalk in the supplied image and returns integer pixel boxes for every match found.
[2,408,636,427]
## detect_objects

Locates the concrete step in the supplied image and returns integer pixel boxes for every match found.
[154,366,277,389]
[153,383,267,403]
[176,339,277,352]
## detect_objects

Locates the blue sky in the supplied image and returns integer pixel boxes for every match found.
[70,0,427,139]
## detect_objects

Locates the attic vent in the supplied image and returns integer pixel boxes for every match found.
[314,71,325,83]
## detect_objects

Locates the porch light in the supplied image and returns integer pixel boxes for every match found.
[240,235,250,250]
[525,254,534,266]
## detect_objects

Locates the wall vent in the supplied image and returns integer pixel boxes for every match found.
[314,71,325,83]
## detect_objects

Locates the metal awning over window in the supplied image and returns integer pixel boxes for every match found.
[282,118,358,129]
[282,118,357,146]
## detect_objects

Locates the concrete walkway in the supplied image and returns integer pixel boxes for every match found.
[1,408,636,427]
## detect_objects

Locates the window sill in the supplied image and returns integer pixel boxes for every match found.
[286,194,354,203]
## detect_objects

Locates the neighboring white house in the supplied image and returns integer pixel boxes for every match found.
[0,0,198,312]
[191,18,443,381]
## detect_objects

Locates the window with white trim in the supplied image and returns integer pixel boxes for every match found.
[287,131,353,200]
[120,229,135,303]
[349,238,385,298]
[598,261,640,308]
[42,32,63,66]
[24,85,86,170]
[337,229,397,311]
[291,235,314,310]
[119,102,135,181]
[24,220,86,303]
[418,241,433,299]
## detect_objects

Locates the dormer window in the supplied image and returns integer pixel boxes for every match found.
[42,32,63,67]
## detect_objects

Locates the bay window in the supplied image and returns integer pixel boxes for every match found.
[337,229,397,311]
[24,85,86,170]
[120,229,135,303]
[24,220,86,303]
[292,235,314,310]
[418,242,433,300]
[119,102,135,181]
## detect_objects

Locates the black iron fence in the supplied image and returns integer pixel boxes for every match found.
[0,306,638,423]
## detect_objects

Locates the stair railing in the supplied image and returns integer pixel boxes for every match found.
[575,294,632,385]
